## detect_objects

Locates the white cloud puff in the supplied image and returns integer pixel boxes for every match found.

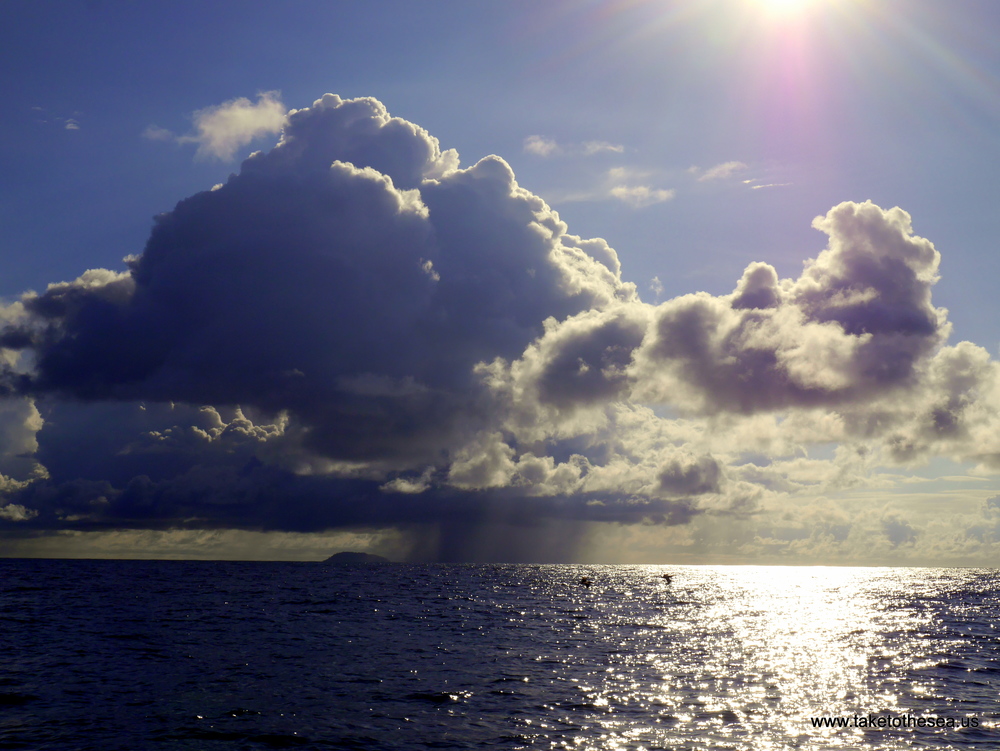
[523,135,560,157]
[0,398,46,487]
[145,92,289,161]
[0,503,37,521]
[185,91,288,160]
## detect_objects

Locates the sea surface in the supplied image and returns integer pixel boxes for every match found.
[1,561,998,750]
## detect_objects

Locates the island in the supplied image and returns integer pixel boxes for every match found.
[322,551,391,564]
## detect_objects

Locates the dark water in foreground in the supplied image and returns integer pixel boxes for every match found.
[1,561,999,750]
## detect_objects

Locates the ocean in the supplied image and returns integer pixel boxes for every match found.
[0,560,997,750]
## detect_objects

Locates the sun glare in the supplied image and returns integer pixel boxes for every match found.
[755,0,816,18]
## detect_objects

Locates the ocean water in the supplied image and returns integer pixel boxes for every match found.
[1,561,998,750]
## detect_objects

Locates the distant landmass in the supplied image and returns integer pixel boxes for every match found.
[322,551,391,564]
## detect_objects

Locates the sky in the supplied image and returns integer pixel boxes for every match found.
[4,0,1000,563]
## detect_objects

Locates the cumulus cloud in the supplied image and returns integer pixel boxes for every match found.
[6,92,1000,562]
[468,197,998,556]
[0,503,37,521]
[626,201,949,414]
[1,94,646,550]
[658,453,722,496]
[0,398,47,494]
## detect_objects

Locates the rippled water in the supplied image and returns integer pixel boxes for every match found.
[1,561,998,750]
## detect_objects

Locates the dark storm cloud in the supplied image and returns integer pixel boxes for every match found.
[1,95,633,471]
[29,401,281,488]
[0,460,699,563]
[657,454,721,496]
[532,308,648,410]
[0,94,656,547]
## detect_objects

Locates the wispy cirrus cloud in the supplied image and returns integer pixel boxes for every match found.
[142,124,173,142]
[523,135,624,158]
[609,184,675,207]
[583,140,624,155]
[693,160,748,181]
[607,166,674,207]
[528,165,674,208]
[29,107,83,132]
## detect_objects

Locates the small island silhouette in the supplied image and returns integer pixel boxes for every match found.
[322,551,391,564]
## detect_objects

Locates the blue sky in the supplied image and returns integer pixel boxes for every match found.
[4,0,1000,562]
[5,0,1000,340]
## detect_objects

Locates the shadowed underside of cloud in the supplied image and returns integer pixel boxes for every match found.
[3,93,1000,561]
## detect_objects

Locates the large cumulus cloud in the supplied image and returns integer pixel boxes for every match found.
[3,92,1000,561]
[469,198,1000,556]
[2,94,634,474]
[629,201,949,413]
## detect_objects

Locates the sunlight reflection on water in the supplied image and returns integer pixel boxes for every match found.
[1,561,997,750]
[545,565,995,750]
